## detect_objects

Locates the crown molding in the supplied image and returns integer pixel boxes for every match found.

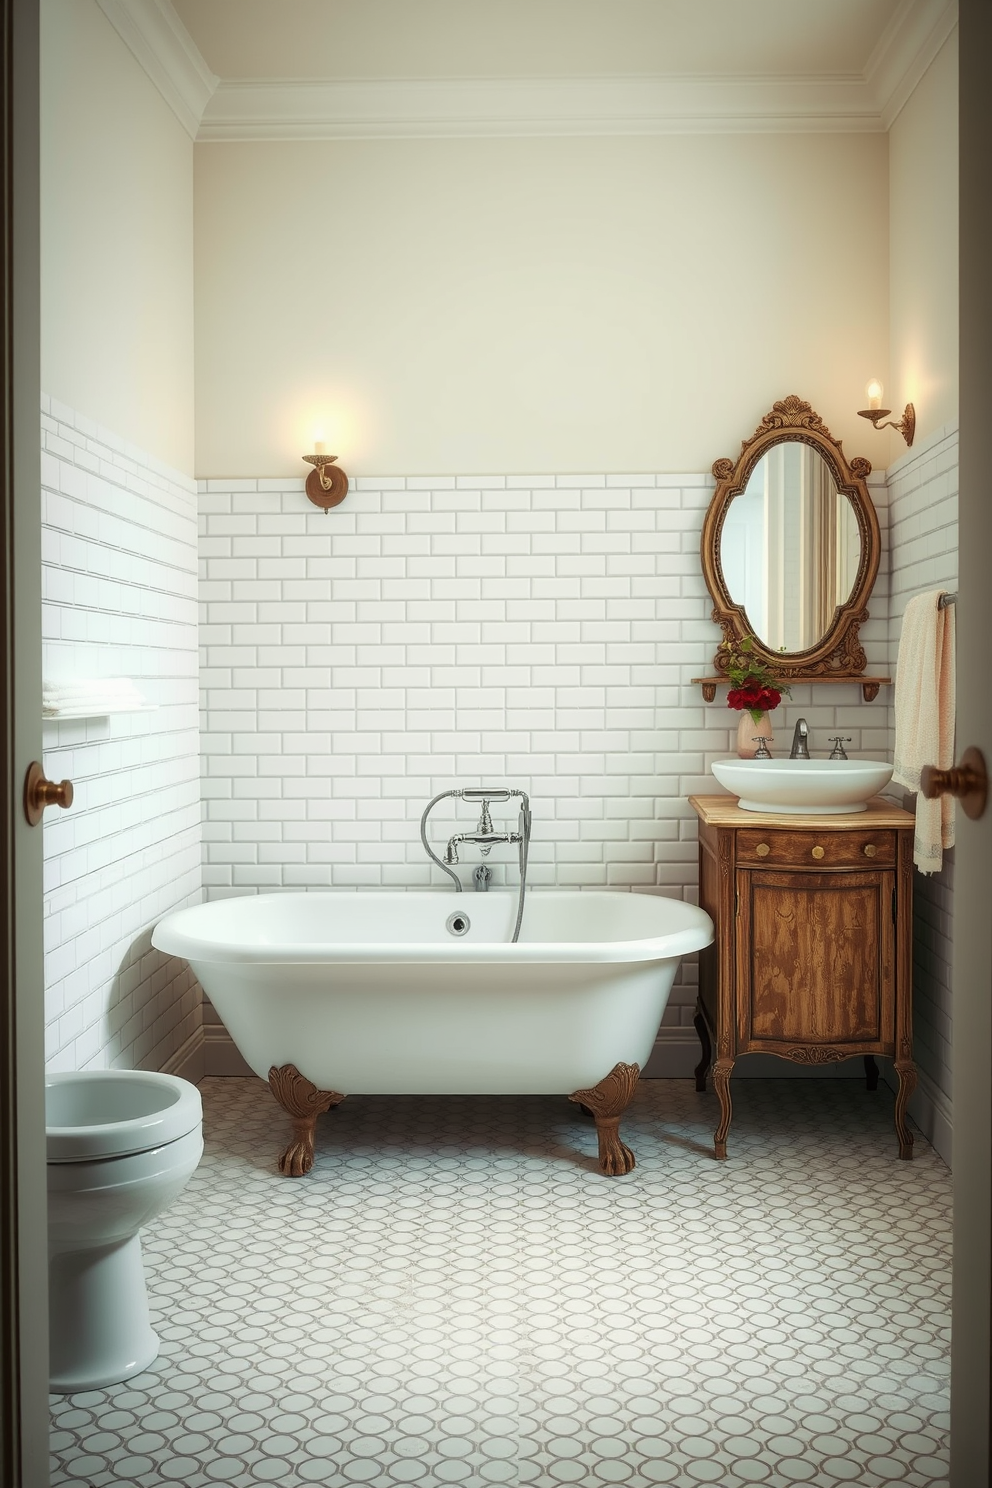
[95,0,956,144]
[95,0,216,140]
[200,75,887,141]
[869,0,958,129]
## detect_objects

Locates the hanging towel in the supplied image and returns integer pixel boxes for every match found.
[892,591,956,873]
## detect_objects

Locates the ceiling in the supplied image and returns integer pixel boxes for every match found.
[95,0,958,140]
[170,0,904,83]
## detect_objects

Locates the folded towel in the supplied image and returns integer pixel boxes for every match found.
[43,677,147,715]
[892,591,956,873]
[43,678,141,698]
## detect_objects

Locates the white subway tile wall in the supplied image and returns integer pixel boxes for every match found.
[886,424,959,1158]
[41,397,202,1074]
[198,470,892,1068]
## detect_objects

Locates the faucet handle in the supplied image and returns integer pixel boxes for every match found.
[752,736,773,758]
[477,799,495,835]
[828,736,852,760]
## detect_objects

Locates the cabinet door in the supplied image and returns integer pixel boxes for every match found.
[736,868,895,1052]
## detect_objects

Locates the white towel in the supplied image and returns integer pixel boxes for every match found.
[892,591,956,873]
[42,677,147,715]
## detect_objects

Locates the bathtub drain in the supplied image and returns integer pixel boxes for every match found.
[446,912,470,937]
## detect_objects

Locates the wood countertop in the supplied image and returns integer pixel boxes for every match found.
[688,794,915,830]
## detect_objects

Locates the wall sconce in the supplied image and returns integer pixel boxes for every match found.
[302,440,349,512]
[857,380,915,446]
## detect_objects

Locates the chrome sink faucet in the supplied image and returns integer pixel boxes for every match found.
[790,718,810,759]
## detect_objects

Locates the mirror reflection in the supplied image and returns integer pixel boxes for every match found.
[719,443,861,654]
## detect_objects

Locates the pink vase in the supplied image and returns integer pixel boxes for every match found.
[736,711,775,758]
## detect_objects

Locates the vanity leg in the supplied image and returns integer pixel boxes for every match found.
[712,1058,735,1160]
[693,1004,712,1092]
[894,1059,917,1160]
[569,1062,640,1176]
[268,1064,346,1177]
[864,1055,879,1091]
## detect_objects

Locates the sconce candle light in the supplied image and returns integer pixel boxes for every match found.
[302,439,349,512]
[857,380,915,446]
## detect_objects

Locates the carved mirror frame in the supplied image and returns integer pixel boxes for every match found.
[701,395,880,687]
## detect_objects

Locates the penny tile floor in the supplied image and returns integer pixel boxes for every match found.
[50,1077,951,1487]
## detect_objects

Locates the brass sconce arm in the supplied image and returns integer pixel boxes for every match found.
[302,452,349,512]
[857,403,915,447]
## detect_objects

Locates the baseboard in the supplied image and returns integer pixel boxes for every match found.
[160,1027,205,1084]
[881,1062,953,1167]
[203,1019,255,1077]
[641,1033,698,1078]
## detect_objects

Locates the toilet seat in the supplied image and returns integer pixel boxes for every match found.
[46,1070,202,1161]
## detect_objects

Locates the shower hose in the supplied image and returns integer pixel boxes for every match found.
[419,788,532,944]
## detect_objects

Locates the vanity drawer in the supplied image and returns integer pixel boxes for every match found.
[736,828,897,869]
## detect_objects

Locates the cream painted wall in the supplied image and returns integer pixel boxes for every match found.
[889,28,958,452]
[194,134,888,477]
[40,0,194,472]
[175,0,898,83]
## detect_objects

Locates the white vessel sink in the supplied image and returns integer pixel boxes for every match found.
[711,757,894,814]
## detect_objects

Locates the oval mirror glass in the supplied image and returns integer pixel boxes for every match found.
[718,442,861,655]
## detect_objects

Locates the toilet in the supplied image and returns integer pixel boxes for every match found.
[46,1070,203,1393]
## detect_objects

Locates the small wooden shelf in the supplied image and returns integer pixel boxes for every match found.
[692,676,892,704]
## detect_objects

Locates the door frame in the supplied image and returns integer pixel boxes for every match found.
[950,1,992,1480]
[1,6,989,1486]
[1,0,49,1483]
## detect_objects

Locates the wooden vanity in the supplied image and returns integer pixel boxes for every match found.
[689,794,917,1160]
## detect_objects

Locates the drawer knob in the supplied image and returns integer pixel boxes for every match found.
[864,843,877,857]
[755,843,770,857]
[811,845,825,859]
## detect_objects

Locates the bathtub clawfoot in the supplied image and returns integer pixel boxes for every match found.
[268,1064,346,1176]
[569,1062,640,1175]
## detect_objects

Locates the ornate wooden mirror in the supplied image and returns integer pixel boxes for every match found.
[699,395,887,701]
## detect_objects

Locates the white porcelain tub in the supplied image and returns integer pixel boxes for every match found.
[153,890,713,1175]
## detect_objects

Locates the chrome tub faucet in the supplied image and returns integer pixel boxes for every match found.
[419,787,534,942]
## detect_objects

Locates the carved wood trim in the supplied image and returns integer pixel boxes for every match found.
[701,395,880,683]
[568,1062,639,1175]
[712,1058,735,1160]
[716,832,736,1064]
[268,1064,346,1177]
[894,1061,917,1160]
[780,1045,852,1064]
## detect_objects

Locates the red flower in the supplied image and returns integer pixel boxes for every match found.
[727,681,780,715]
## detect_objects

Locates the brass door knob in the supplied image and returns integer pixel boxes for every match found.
[920,746,988,821]
[863,843,877,857]
[755,843,770,857]
[811,845,825,859]
[23,761,74,827]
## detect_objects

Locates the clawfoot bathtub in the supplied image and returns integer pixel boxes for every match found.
[152,890,713,1176]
